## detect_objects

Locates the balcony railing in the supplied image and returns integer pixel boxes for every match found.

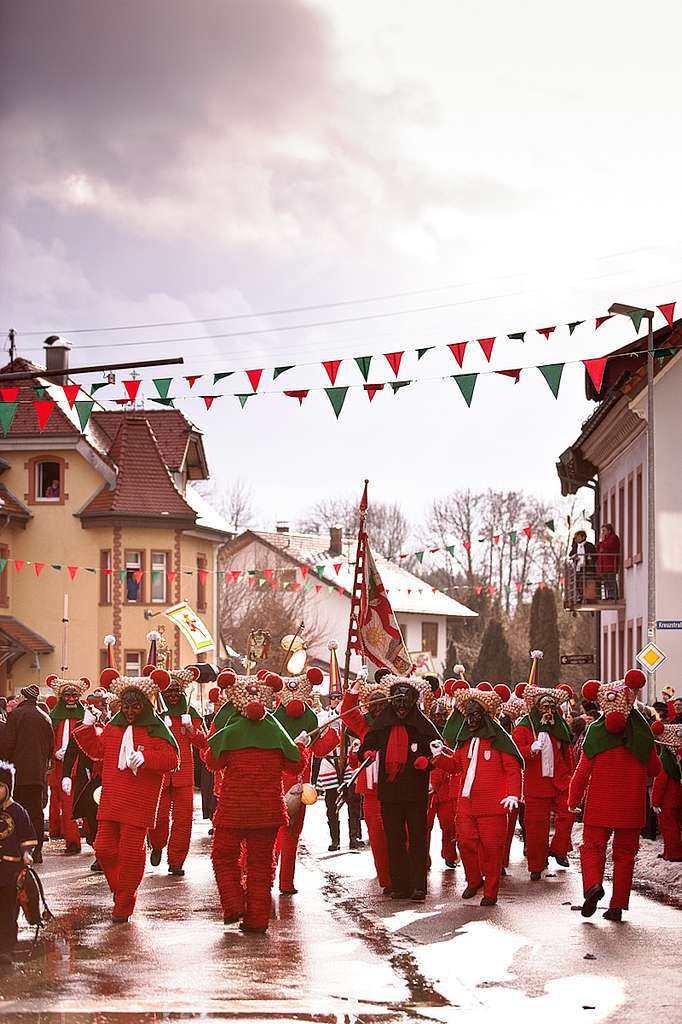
[563,559,624,612]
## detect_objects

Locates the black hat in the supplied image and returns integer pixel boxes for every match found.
[20,685,40,702]
[0,760,15,797]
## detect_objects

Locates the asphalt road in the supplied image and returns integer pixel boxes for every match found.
[2,798,680,1023]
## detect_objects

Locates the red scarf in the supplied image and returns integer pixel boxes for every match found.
[385,724,409,781]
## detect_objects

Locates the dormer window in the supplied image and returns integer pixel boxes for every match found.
[26,455,67,506]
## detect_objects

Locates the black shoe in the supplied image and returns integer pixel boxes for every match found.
[33,851,43,865]
[530,871,542,881]
[279,888,297,895]
[501,867,507,876]
[581,884,605,918]
[390,891,412,900]
[223,913,241,924]
[461,884,482,899]
[445,860,457,869]
[149,848,162,867]
[480,896,497,907]
[328,844,340,852]
[349,839,366,849]
[64,843,81,856]
[111,915,129,924]
[168,866,185,876]
[550,852,570,867]
[603,907,622,922]
[90,859,103,873]
[411,890,426,902]
[208,828,213,836]
[239,922,267,934]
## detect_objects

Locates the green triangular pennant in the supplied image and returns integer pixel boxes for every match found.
[509,530,517,544]
[119,568,127,582]
[507,332,525,342]
[390,380,411,394]
[653,346,677,360]
[151,397,175,407]
[33,386,46,400]
[417,347,434,360]
[354,356,372,381]
[415,551,424,563]
[316,565,325,578]
[74,400,95,431]
[0,559,6,574]
[325,387,348,419]
[90,382,109,395]
[213,372,234,384]
[273,366,294,380]
[153,378,172,399]
[0,402,18,435]
[446,545,455,556]
[567,321,584,336]
[452,374,477,407]
[628,310,645,333]
[538,363,564,398]
[544,519,555,532]
[51,564,62,571]
[237,394,253,409]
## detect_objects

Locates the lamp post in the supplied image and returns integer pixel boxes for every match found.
[608,302,656,703]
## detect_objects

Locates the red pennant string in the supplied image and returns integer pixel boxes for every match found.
[263,569,273,581]
[448,342,467,368]
[247,576,255,587]
[201,396,217,409]
[364,384,384,402]
[488,584,496,595]
[478,337,496,362]
[102,568,112,576]
[0,388,19,403]
[463,541,471,551]
[595,315,613,330]
[284,390,309,406]
[13,560,24,573]
[271,578,280,589]
[114,399,129,405]
[67,565,78,580]
[475,585,483,595]
[322,360,341,385]
[198,569,209,586]
[523,526,532,539]
[123,380,141,402]
[493,535,500,544]
[300,566,309,579]
[384,351,404,377]
[62,384,80,408]
[496,369,522,383]
[291,582,301,591]
[583,357,608,393]
[231,570,242,582]
[166,570,176,584]
[34,400,56,432]
[246,369,263,392]
[185,375,202,388]
[658,302,676,327]
[133,570,143,584]
[336,586,344,595]
[536,326,556,340]
[33,562,45,577]
[515,582,523,593]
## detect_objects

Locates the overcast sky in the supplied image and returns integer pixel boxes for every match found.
[2,1,682,529]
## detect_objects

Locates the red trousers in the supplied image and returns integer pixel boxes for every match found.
[580,825,640,910]
[95,820,147,918]
[427,797,457,865]
[48,779,81,848]
[148,785,194,869]
[212,826,278,930]
[276,806,305,892]
[523,791,574,872]
[504,806,519,868]
[363,791,391,889]
[457,809,507,900]
[657,806,682,861]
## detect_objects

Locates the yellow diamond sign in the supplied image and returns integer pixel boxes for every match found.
[636,642,667,672]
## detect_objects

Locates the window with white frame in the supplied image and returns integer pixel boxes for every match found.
[35,460,61,500]
[151,550,168,604]
[124,650,143,676]
[125,549,143,603]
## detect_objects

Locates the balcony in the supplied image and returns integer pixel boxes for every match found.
[562,560,625,613]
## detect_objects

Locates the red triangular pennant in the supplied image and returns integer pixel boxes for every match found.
[364,384,384,402]
[198,569,209,586]
[523,526,532,539]
[33,562,45,577]
[271,578,280,589]
[263,569,273,581]
[322,360,342,385]
[493,535,500,544]
[463,541,471,551]
[231,570,242,583]
[13,560,24,573]
[333,562,342,575]
[166,570,176,584]
[448,342,467,368]
[201,396,217,409]
[284,390,309,406]
[315,584,323,593]
[583,357,608,394]
[0,388,19,403]
[67,565,79,580]
[595,314,613,330]
[496,369,522,383]
[185,375,202,389]
[384,351,404,377]
[478,337,496,362]
[34,400,56,432]
[123,379,141,402]
[300,566,309,579]
[658,302,676,327]
[246,369,263,393]
[537,326,556,341]
[133,570,143,584]
[247,576,255,588]
[62,384,80,408]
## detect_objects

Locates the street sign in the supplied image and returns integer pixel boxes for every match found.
[636,641,667,673]
[656,620,682,630]
[560,654,596,666]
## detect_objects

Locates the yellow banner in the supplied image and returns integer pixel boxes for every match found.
[164,602,214,654]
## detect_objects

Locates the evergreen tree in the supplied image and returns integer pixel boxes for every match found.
[473,618,512,684]
[528,587,561,685]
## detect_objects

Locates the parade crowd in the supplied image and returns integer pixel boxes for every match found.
[0,636,680,966]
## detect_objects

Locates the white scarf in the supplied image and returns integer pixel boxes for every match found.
[118,725,137,774]
[575,541,586,571]
[366,757,380,791]
[537,730,555,778]
[462,737,480,798]
[57,717,70,758]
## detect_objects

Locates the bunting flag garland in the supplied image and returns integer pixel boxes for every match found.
[61,384,80,408]
[34,399,56,432]
[74,400,95,430]
[325,387,348,419]
[544,519,555,532]
[123,380,141,402]
[0,402,18,435]
[417,347,434,359]
[390,380,411,394]
[237,394,253,408]
[595,314,613,330]
[496,368,522,383]
[658,302,676,327]
[452,373,477,407]
[364,384,384,402]
[384,351,404,377]
[583,357,608,394]
[537,326,556,340]
[568,321,584,335]
[33,562,45,577]
[14,560,24,573]
[284,390,309,405]
[523,526,532,539]
[246,369,263,393]
[323,360,342,385]
[538,363,564,398]
[273,366,293,379]
[153,378,173,399]
[448,342,467,367]
[151,398,175,407]
[478,337,496,362]
[509,530,517,543]
[415,551,424,563]
[89,382,109,395]
[354,356,372,381]
[201,396,218,410]
[0,559,6,575]
[628,310,646,333]
[213,372,234,384]
[507,332,525,342]
[67,565,79,580]
[0,388,20,403]
[185,375,202,388]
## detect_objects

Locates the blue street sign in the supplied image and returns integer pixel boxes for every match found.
[656,620,682,630]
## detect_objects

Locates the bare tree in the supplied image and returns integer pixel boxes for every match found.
[299,495,410,561]
[196,478,256,531]
[423,490,482,588]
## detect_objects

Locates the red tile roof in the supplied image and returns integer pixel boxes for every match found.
[79,414,196,522]
[91,409,194,471]
[0,484,30,521]
[0,359,81,437]
[0,616,54,654]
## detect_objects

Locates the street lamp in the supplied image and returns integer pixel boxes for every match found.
[608,302,656,702]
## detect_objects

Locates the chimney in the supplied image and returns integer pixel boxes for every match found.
[329,526,343,557]
[276,521,289,534]
[44,335,71,386]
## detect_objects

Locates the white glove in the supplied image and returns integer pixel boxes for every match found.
[350,739,361,754]
[128,750,145,771]
[530,740,543,753]
[500,796,519,811]
[61,777,72,796]
[22,851,33,866]
[652,806,662,815]
[430,740,444,756]
[82,706,99,726]
[54,748,65,761]
[180,714,192,727]
[294,731,310,747]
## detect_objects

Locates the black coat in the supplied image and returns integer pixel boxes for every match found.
[0,700,54,787]
[360,706,441,804]
[62,734,95,801]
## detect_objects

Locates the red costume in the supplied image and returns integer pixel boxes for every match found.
[569,671,661,918]
[650,722,682,862]
[45,675,90,851]
[427,764,458,866]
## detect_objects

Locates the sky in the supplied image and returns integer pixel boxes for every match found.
[2,1,682,529]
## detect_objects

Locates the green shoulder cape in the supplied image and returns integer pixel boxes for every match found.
[212,702,238,732]
[452,714,524,767]
[442,708,464,747]
[582,708,654,765]
[109,701,179,754]
[660,744,681,783]
[274,703,318,740]
[162,695,202,720]
[517,708,572,745]
[208,712,302,761]
[50,700,85,725]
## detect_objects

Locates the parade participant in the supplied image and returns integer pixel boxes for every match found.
[340,670,393,892]
[202,669,303,933]
[273,667,339,895]
[650,721,682,862]
[0,686,53,865]
[74,665,179,923]
[46,674,89,854]
[62,690,112,873]
[360,677,441,901]
[427,699,459,868]
[442,666,467,748]
[513,658,576,880]
[432,682,522,906]
[313,715,359,852]
[0,761,36,965]
[149,662,207,876]
[568,670,661,921]
[500,692,526,869]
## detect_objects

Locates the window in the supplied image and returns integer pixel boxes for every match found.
[636,619,643,659]
[627,621,633,670]
[125,549,144,604]
[151,550,168,604]
[609,490,616,531]
[635,467,643,561]
[618,622,625,679]
[626,474,634,565]
[610,627,617,683]
[421,622,438,656]
[124,650,143,676]
[99,549,112,605]
[26,455,66,505]
[602,626,609,680]
[601,497,608,531]
[0,544,8,607]
[197,554,208,612]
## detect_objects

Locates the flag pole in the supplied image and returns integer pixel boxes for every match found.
[339,480,368,778]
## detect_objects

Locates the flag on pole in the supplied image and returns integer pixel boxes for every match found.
[328,640,342,697]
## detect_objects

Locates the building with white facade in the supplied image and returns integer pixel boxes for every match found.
[557,320,682,698]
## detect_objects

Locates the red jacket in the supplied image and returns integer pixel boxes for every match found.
[430,766,457,805]
[568,745,661,829]
[596,532,620,574]
[651,753,682,812]
[74,723,180,828]
[161,715,207,788]
[340,691,375,798]
[435,739,522,816]
[512,724,574,797]
[204,747,300,830]
[282,728,339,788]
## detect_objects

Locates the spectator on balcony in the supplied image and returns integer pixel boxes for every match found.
[597,523,620,600]
[569,530,596,602]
